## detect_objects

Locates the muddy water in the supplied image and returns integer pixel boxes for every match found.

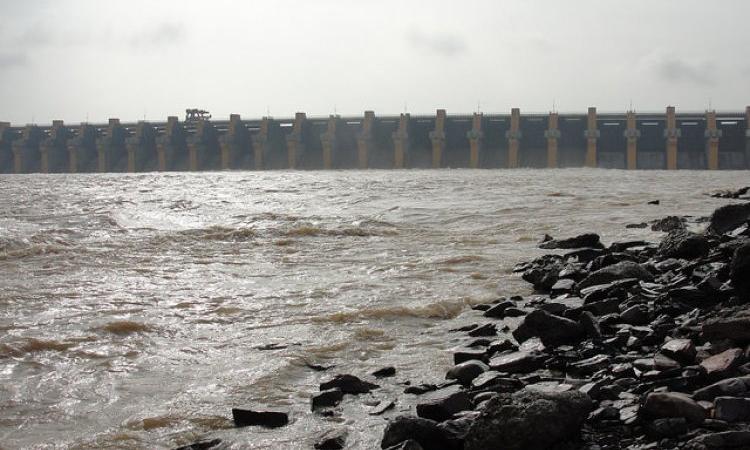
[0,169,747,449]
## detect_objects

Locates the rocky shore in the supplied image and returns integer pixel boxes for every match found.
[180,188,750,450]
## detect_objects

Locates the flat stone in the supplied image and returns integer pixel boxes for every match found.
[569,354,610,375]
[701,348,744,379]
[693,376,750,401]
[370,399,396,415]
[446,360,489,386]
[550,278,576,295]
[453,349,487,364]
[488,351,544,374]
[654,353,683,371]
[467,323,497,337]
[714,396,750,423]
[471,371,524,392]
[577,261,653,290]
[660,339,697,365]
[539,233,602,250]
[483,301,515,318]
[232,408,289,428]
[320,374,378,394]
[312,388,344,411]
[703,316,750,343]
[683,431,750,450]
[415,385,473,422]
[620,304,650,325]
[640,392,706,425]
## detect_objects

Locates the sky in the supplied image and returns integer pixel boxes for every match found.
[1,0,749,124]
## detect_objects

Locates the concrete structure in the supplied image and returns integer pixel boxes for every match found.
[1,106,749,174]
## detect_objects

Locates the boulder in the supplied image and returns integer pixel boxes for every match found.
[730,243,750,295]
[539,233,603,250]
[660,339,697,365]
[693,376,750,401]
[700,348,744,379]
[708,202,750,235]
[320,374,378,394]
[577,261,653,290]
[703,316,750,343]
[657,230,711,259]
[488,351,544,374]
[381,416,461,450]
[453,349,487,364]
[620,304,650,325]
[683,431,750,450]
[513,309,584,347]
[416,385,473,422]
[232,408,289,428]
[312,388,344,411]
[714,397,750,423]
[446,360,489,386]
[640,392,706,425]
[467,323,497,337]
[651,215,687,232]
[464,389,593,450]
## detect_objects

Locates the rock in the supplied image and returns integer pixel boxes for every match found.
[730,243,750,295]
[483,300,515,318]
[703,316,750,343]
[660,339,697,365]
[578,311,602,338]
[714,397,750,423]
[640,392,706,425]
[503,307,526,317]
[657,230,711,259]
[487,340,519,356]
[320,374,378,394]
[370,399,396,415]
[693,376,750,401]
[539,233,603,250]
[648,199,661,205]
[446,360,489,386]
[626,222,649,229]
[577,261,653,290]
[416,385,473,422]
[384,440,424,450]
[488,351,544,374]
[569,354,610,375]
[381,416,460,450]
[315,429,347,449]
[467,323,497,337]
[645,417,688,438]
[312,388,344,411]
[173,439,222,450]
[700,348,744,379]
[683,431,750,450]
[513,309,584,347]
[653,353,682,371]
[464,389,593,450]
[708,202,750,235]
[620,304,650,325]
[651,215,686,232]
[471,371,524,392]
[453,349,487,364]
[373,366,396,378]
[232,408,289,428]
[550,279,576,295]
[404,384,438,395]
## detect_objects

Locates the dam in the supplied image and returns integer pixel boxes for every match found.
[1,106,749,173]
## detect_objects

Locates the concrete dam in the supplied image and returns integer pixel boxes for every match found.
[1,106,749,174]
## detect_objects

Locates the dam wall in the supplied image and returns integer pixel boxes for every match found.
[1,106,749,173]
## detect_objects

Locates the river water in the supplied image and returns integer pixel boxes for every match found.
[0,169,747,449]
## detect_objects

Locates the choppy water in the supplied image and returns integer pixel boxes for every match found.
[0,169,747,449]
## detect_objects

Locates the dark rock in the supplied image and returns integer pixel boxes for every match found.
[486,339,517,356]
[320,374,378,394]
[648,199,660,205]
[446,360,489,386]
[466,338,492,348]
[373,366,396,378]
[464,389,593,450]
[539,233,603,250]
[703,316,750,343]
[232,408,289,428]
[471,371,524,392]
[645,418,688,438]
[315,429,347,450]
[383,440,424,450]
[714,396,750,422]
[173,439,222,450]
[657,230,711,259]
[730,243,750,295]
[404,384,438,395]
[700,348,744,379]
[708,202,750,235]
[453,349,487,364]
[640,392,706,425]
[483,300,515,318]
[651,215,686,232]
[693,376,750,401]
[503,307,526,317]
[416,385,473,422]
[653,353,682,371]
[380,416,460,450]
[312,388,344,411]
[577,261,653,290]
[513,309,584,347]
[626,222,649,229]
[578,311,602,338]
[683,431,750,450]
[620,304,650,325]
[550,279,576,295]
[370,399,396,415]
[488,351,544,374]
[660,339,697,365]
[467,323,497,337]
[569,354,610,375]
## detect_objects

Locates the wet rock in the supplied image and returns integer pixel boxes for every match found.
[174,439,222,450]
[416,385,473,422]
[502,307,526,317]
[703,316,750,343]
[464,389,593,450]
[319,374,378,394]
[453,349,487,364]
[486,339,517,356]
[550,279,576,295]
[645,417,688,438]
[657,230,711,259]
[714,396,750,422]
[483,300,515,318]
[640,392,706,425]
[467,323,497,337]
[446,360,489,386]
[384,440,424,450]
[312,388,344,411]
[539,233,603,250]
[712,187,750,199]
[683,430,750,450]
[369,399,396,415]
[315,429,347,450]
[708,202,750,235]
[466,338,492,348]
[404,384,438,395]
[620,304,650,325]
[651,216,686,232]
[693,376,750,401]
[701,348,743,379]
[626,222,649,229]
[232,408,289,428]
[471,371,524,392]
[660,339,697,365]
[513,309,584,347]
[730,243,750,295]
[488,351,544,374]
[577,261,654,290]
[648,199,661,205]
[373,366,396,378]
[380,416,460,450]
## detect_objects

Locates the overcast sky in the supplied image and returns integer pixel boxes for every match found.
[1,0,749,124]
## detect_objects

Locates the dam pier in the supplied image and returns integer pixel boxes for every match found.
[1,106,749,173]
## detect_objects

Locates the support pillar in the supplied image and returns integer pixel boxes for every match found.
[746,106,750,169]
[220,114,242,170]
[285,112,306,169]
[392,114,409,169]
[664,106,680,170]
[356,111,375,169]
[705,110,721,170]
[584,107,599,168]
[40,120,64,173]
[545,112,560,168]
[126,141,137,173]
[187,141,198,171]
[320,115,337,170]
[252,118,269,170]
[429,109,446,168]
[506,108,521,168]
[467,113,483,168]
[625,111,640,170]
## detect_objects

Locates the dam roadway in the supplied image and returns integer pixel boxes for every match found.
[1,106,749,173]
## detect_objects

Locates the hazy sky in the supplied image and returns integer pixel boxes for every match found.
[1,0,749,124]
